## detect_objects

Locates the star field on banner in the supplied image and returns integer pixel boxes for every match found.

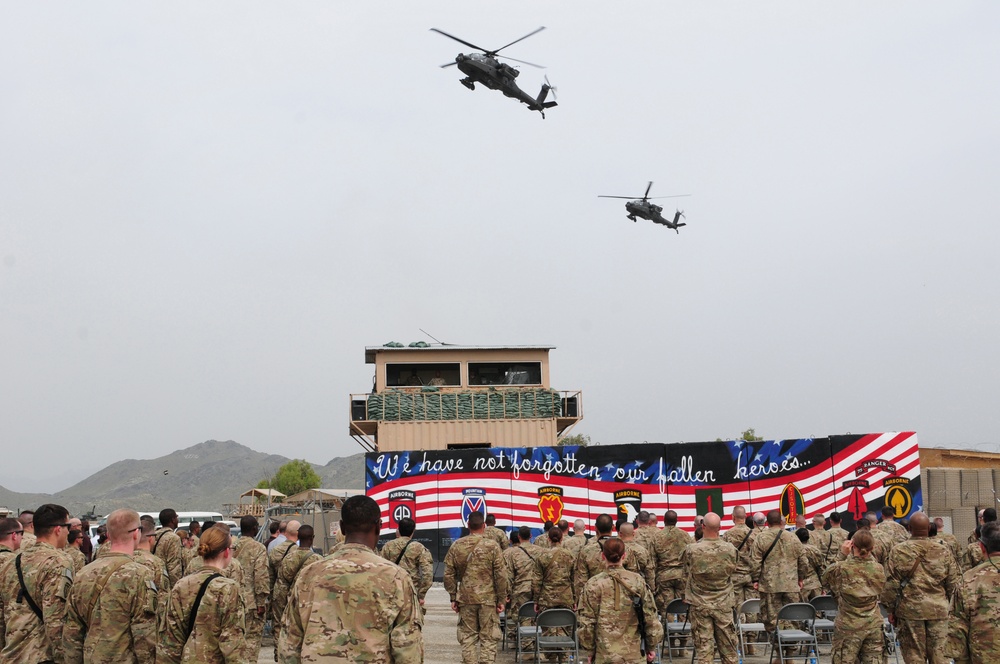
[366,432,921,569]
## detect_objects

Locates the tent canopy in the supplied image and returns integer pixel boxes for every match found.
[240,488,286,500]
[283,488,363,505]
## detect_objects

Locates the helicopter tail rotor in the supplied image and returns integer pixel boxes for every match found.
[544,75,558,101]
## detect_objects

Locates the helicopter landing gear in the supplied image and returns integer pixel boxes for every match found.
[628,215,636,222]
[460,79,475,91]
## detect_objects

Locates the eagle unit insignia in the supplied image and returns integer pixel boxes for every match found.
[614,489,642,524]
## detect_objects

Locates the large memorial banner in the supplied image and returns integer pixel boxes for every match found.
[366,431,920,566]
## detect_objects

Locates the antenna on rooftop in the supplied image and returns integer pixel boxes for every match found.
[419,328,446,345]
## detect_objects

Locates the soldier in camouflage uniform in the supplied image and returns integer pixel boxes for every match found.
[135,515,170,632]
[619,523,655,592]
[820,512,850,566]
[0,518,23,562]
[749,510,805,639]
[17,511,35,551]
[277,525,321,615]
[159,525,247,663]
[807,514,828,549]
[866,512,898,562]
[682,513,739,664]
[503,526,542,624]
[633,511,655,557]
[483,514,510,551]
[845,518,891,566]
[877,507,911,545]
[533,527,576,611]
[963,534,986,572]
[445,511,509,664]
[565,519,590,556]
[279,495,423,663]
[931,517,963,569]
[721,507,757,610]
[881,512,958,664]
[947,521,1000,664]
[579,537,663,664]
[822,529,887,664]
[233,516,269,661]
[574,515,615,603]
[381,517,434,609]
[533,520,554,548]
[0,503,74,663]
[650,510,693,612]
[795,528,826,600]
[268,519,299,657]
[187,521,202,556]
[66,530,87,573]
[64,509,157,664]
[153,509,184,586]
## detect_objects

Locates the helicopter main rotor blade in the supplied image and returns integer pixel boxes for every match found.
[597,195,638,200]
[497,55,545,69]
[646,194,692,199]
[430,28,490,54]
[643,181,654,199]
[493,26,546,55]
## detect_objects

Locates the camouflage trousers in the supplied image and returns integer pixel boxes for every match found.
[831,615,883,664]
[656,575,686,614]
[897,617,949,664]
[801,587,823,602]
[689,605,739,664]
[733,573,756,609]
[457,603,502,664]
[244,609,265,661]
[759,591,801,635]
[271,587,290,660]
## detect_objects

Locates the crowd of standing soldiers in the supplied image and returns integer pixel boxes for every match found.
[440,505,1000,664]
[0,501,997,664]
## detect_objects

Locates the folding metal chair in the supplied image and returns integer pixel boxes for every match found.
[514,602,539,660]
[661,598,691,664]
[534,608,578,663]
[768,603,819,664]
[809,595,838,647]
[736,598,767,658]
[880,604,901,664]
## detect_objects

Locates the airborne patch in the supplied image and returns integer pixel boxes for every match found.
[537,486,565,523]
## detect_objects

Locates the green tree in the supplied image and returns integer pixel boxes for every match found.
[716,428,764,443]
[259,459,321,496]
[558,433,591,447]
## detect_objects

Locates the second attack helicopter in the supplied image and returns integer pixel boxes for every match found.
[599,182,691,233]
[431,26,557,119]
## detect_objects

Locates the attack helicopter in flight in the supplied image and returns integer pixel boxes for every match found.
[599,182,691,233]
[431,26,557,119]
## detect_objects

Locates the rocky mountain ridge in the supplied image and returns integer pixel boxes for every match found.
[0,440,365,516]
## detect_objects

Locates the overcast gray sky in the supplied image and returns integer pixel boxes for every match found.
[2,3,998,493]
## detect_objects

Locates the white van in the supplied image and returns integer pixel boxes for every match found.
[137,511,225,533]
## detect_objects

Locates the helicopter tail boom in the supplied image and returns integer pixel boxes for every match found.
[535,85,557,109]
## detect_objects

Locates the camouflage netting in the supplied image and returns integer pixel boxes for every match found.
[367,387,562,421]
